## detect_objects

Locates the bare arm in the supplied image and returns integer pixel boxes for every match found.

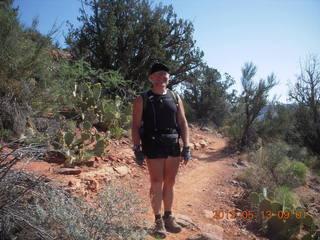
[177,95,190,147]
[131,95,143,146]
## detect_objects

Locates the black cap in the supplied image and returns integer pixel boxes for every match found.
[149,62,170,75]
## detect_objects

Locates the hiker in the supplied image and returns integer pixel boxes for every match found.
[131,62,191,238]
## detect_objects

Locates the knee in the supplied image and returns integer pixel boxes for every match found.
[149,181,162,199]
[164,177,176,187]
[150,179,163,190]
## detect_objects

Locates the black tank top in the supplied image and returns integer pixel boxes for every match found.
[142,90,178,132]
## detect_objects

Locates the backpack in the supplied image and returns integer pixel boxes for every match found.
[141,89,179,112]
[139,89,180,137]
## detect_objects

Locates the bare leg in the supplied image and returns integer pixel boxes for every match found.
[146,158,165,215]
[163,156,180,212]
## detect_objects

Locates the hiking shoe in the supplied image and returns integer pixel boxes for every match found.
[163,215,182,233]
[152,218,167,238]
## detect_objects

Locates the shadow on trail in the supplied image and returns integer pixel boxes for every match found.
[195,145,236,163]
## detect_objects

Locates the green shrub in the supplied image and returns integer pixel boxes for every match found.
[0,128,13,141]
[288,144,320,169]
[237,166,277,193]
[273,186,300,209]
[242,140,317,239]
[291,161,307,179]
[274,158,307,188]
[256,103,296,142]
[0,4,52,136]
[288,145,309,162]
[240,141,288,194]
[263,141,289,171]
[251,140,289,171]
[304,156,319,168]
[111,126,124,140]
[221,124,242,145]
[249,141,308,189]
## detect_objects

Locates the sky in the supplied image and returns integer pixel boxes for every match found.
[13,0,320,103]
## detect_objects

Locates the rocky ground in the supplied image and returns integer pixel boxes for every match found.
[12,126,320,240]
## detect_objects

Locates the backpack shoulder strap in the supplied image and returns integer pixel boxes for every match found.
[141,89,179,111]
[141,90,153,112]
[168,89,179,106]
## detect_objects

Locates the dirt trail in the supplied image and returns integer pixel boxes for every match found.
[133,130,267,240]
[13,128,268,239]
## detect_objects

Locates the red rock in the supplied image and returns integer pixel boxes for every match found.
[193,142,201,150]
[55,168,81,175]
[199,140,208,148]
[84,160,94,167]
[45,151,67,164]
[84,179,99,192]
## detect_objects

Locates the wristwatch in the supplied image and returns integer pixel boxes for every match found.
[132,145,141,151]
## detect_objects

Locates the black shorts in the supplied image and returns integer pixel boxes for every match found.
[141,138,181,159]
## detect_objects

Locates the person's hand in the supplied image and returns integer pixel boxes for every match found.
[134,150,144,166]
[181,146,191,164]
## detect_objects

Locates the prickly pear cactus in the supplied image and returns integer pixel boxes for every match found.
[72,81,130,137]
[248,190,318,240]
[61,121,108,165]
[73,82,102,123]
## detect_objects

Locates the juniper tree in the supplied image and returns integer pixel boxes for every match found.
[289,54,320,155]
[239,62,276,148]
[183,64,234,126]
[66,0,204,92]
[0,2,52,136]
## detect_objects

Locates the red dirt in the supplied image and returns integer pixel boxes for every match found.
[12,127,319,239]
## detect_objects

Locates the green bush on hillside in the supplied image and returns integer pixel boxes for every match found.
[253,140,289,172]
[221,123,243,145]
[288,144,319,169]
[249,141,308,189]
[0,128,13,141]
[264,141,289,169]
[273,186,300,209]
[0,3,53,137]
[237,166,277,193]
[274,158,307,188]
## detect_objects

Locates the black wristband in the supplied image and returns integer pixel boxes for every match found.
[132,145,141,151]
